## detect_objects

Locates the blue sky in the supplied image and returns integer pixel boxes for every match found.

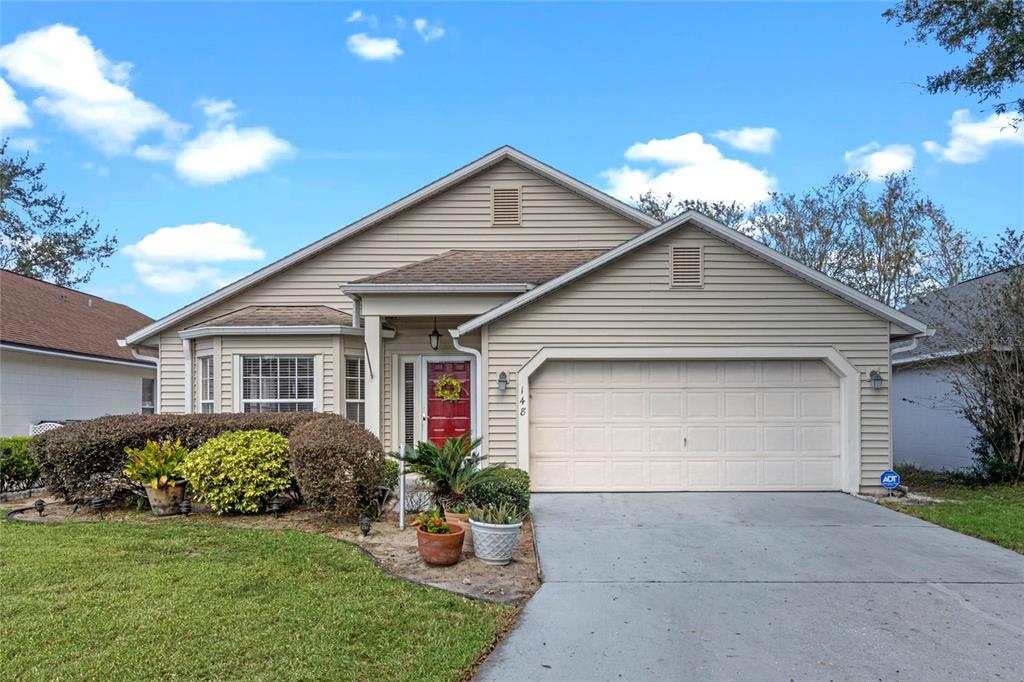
[2,2,1022,318]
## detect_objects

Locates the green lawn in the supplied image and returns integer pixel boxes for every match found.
[0,521,511,681]
[889,468,1024,554]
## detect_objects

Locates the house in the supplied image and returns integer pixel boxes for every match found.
[892,269,1013,472]
[0,270,157,436]
[123,146,928,493]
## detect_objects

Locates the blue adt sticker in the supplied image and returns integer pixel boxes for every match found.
[880,470,901,489]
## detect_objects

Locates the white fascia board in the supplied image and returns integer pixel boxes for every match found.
[341,283,533,294]
[454,210,930,337]
[178,325,395,340]
[125,146,656,346]
[0,342,158,369]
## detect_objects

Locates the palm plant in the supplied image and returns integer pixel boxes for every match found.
[401,434,505,509]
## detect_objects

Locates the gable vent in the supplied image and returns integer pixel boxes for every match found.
[491,187,522,226]
[670,245,704,288]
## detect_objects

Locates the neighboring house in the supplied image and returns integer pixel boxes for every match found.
[892,269,1013,472]
[124,146,928,493]
[0,270,157,436]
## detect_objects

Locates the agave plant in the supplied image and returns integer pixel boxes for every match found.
[402,434,505,508]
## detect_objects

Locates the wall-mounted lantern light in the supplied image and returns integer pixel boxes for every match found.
[429,317,441,351]
[869,370,883,391]
[497,371,509,391]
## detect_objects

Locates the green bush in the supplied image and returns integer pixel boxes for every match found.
[1,436,39,492]
[466,468,530,515]
[289,418,388,519]
[30,413,331,501]
[182,430,292,514]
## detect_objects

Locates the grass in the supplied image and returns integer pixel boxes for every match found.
[0,521,511,681]
[889,467,1024,554]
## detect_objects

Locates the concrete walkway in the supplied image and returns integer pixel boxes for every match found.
[477,493,1024,681]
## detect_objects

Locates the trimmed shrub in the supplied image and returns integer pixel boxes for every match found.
[30,413,331,501]
[1,436,39,492]
[466,467,530,515]
[289,418,388,519]
[182,430,292,514]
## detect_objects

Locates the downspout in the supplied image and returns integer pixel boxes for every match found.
[891,329,934,358]
[119,340,161,413]
[449,329,483,456]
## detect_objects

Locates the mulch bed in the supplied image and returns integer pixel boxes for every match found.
[4,493,541,604]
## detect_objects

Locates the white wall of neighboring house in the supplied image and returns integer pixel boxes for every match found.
[892,364,977,472]
[0,348,156,436]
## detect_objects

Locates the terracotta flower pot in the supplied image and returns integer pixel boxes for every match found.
[417,523,466,566]
[445,512,473,550]
[144,482,186,516]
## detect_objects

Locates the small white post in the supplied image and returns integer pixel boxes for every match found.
[398,443,406,530]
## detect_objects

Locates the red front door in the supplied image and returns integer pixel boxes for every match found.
[426,360,472,446]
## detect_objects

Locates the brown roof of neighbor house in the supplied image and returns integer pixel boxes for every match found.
[0,269,154,364]
[187,305,353,329]
[350,249,609,286]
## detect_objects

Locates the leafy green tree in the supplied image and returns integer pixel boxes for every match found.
[0,139,116,286]
[884,0,1024,123]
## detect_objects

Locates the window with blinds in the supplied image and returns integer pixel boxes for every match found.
[403,361,416,446]
[199,355,214,413]
[345,355,365,426]
[670,245,704,288]
[491,187,521,226]
[241,355,315,412]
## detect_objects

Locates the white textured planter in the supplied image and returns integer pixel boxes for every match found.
[468,519,522,566]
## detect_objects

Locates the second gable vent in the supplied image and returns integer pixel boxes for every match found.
[492,187,522,226]
[670,245,704,288]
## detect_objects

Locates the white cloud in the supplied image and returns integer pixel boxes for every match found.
[0,24,185,154]
[844,142,915,180]
[346,10,364,22]
[174,125,293,184]
[346,10,379,28]
[125,222,266,262]
[0,76,30,129]
[197,97,237,127]
[923,109,1024,163]
[347,33,402,61]
[125,222,266,293]
[131,262,235,294]
[414,18,446,42]
[603,133,777,206]
[712,127,778,154]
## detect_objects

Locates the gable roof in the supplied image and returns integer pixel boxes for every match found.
[453,210,931,339]
[894,267,1017,365]
[346,249,608,288]
[125,146,657,345]
[0,269,154,365]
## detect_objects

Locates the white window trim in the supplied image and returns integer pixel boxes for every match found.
[141,377,156,414]
[233,354,323,412]
[197,354,215,413]
[344,354,366,426]
[391,354,424,449]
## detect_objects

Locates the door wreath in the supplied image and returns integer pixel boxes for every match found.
[433,374,464,401]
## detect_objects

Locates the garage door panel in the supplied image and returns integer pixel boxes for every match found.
[530,359,842,492]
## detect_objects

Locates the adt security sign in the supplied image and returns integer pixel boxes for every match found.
[880,470,901,489]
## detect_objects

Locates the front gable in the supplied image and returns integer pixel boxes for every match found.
[127,147,653,345]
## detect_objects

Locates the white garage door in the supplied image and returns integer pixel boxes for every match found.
[529,359,841,491]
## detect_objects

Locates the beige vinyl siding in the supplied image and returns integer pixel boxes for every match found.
[380,319,480,452]
[156,159,645,411]
[484,226,893,490]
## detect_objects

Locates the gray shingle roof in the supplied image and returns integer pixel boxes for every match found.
[350,249,608,286]
[187,305,352,329]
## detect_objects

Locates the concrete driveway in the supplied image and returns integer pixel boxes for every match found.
[478,493,1024,681]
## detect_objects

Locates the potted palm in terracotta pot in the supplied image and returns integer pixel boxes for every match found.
[123,438,189,516]
[468,503,524,566]
[415,506,465,566]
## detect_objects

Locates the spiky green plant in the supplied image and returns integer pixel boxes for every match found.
[468,503,523,525]
[401,435,505,508]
